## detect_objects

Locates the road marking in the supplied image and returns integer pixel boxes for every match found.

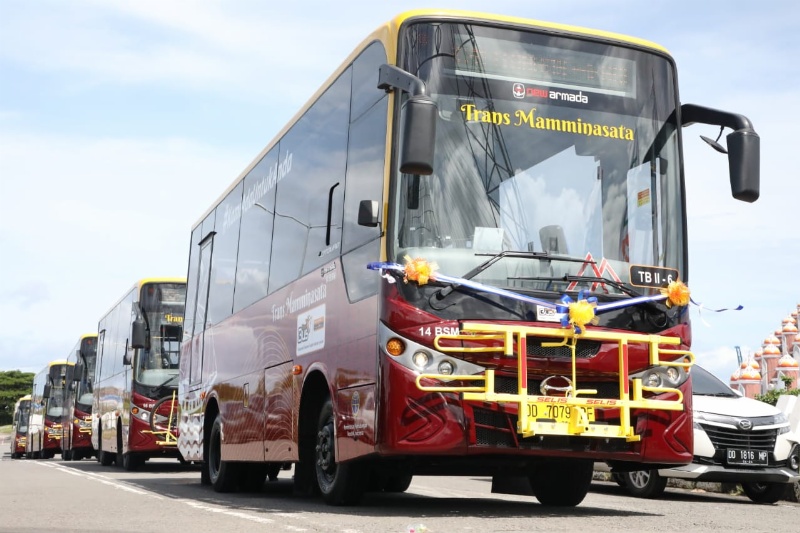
[31,462,369,532]
[33,461,161,498]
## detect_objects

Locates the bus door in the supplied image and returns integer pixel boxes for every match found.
[188,233,214,388]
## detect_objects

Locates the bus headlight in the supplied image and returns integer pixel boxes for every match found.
[412,351,431,369]
[131,406,151,423]
[632,365,689,390]
[437,360,455,375]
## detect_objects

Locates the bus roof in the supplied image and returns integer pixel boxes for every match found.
[97,278,186,321]
[393,9,669,53]
[191,9,670,229]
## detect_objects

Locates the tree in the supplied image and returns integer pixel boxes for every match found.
[0,370,35,426]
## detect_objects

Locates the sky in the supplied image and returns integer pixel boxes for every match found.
[1,0,798,384]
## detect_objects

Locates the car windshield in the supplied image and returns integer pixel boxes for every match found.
[692,366,737,397]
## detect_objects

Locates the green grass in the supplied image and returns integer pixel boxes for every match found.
[0,425,12,434]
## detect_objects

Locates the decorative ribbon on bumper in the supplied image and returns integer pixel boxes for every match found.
[368,256,737,333]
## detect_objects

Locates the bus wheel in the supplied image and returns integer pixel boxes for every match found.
[207,415,239,492]
[529,459,593,507]
[383,474,413,493]
[314,398,366,506]
[99,449,115,466]
[266,463,282,482]
[238,464,268,492]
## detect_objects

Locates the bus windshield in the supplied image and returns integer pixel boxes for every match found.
[15,402,30,434]
[135,282,185,387]
[394,22,683,296]
[76,339,97,408]
[47,365,68,419]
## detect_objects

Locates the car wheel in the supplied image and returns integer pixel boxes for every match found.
[741,482,788,504]
[623,470,667,499]
[611,473,627,487]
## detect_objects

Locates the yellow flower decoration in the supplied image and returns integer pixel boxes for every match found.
[403,255,438,285]
[569,299,599,333]
[661,279,690,308]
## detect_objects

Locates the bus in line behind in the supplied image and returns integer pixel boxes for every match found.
[62,334,98,460]
[9,395,31,459]
[92,278,186,470]
[26,360,73,459]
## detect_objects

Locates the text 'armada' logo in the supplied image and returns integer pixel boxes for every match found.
[511,82,589,104]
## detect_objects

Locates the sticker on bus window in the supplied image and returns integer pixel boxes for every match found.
[297,304,326,356]
[537,306,564,323]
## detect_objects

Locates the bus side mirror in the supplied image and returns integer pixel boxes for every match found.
[399,95,437,176]
[681,103,760,203]
[358,200,380,227]
[73,360,84,382]
[377,64,437,176]
[131,319,146,350]
[726,129,760,202]
[43,384,51,399]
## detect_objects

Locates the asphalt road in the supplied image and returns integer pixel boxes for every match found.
[1,453,798,533]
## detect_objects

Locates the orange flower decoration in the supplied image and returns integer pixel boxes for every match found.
[569,299,599,332]
[403,255,438,285]
[661,279,690,308]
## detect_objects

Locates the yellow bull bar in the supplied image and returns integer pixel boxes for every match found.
[79,415,93,434]
[142,391,178,446]
[415,323,694,442]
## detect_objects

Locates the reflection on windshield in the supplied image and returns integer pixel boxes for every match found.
[46,393,65,419]
[135,283,185,387]
[15,405,30,434]
[499,147,602,257]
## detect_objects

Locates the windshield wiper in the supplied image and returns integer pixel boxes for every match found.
[150,374,178,394]
[432,250,588,302]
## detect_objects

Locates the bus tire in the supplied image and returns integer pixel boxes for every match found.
[208,415,239,492]
[266,463,282,482]
[238,464,268,492]
[529,459,593,507]
[383,474,413,493]
[314,397,366,506]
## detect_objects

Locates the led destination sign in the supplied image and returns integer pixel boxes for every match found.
[454,33,637,98]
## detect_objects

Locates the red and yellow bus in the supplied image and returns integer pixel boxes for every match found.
[92,279,186,470]
[61,334,98,461]
[9,395,31,459]
[178,9,759,506]
[27,360,73,459]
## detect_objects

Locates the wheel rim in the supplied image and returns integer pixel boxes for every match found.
[315,418,336,485]
[629,471,650,489]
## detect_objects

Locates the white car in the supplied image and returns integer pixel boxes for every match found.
[610,365,800,504]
